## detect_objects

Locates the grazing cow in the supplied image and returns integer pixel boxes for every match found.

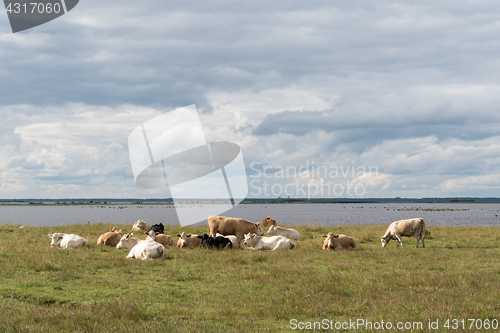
[176,232,201,249]
[266,225,300,240]
[262,217,277,227]
[48,233,87,249]
[381,218,426,248]
[96,228,123,246]
[147,223,165,234]
[132,220,147,231]
[207,216,264,243]
[145,231,174,248]
[216,233,240,248]
[198,234,233,250]
[126,230,165,260]
[322,233,356,250]
[243,233,295,251]
[425,229,431,237]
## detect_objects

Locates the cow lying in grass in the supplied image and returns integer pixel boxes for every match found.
[381,218,426,248]
[322,233,356,250]
[97,228,123,246]
[262,217,277,227]
[48,233,87,249]
[243,233,295,251]
[176,232,201,249]
[216,233,240,248]
[147,223,165,234]
[145,231,174,248]
[132,220,147,231]
[198,234,233,250]
[266,225,300,240]
[117,231,165,260]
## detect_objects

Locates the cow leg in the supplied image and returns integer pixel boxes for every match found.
[396,235,403,247]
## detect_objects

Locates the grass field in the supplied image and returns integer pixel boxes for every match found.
[1,223,499,332]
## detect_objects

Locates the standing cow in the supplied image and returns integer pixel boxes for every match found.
[207,216,264,243]
[381,218,426,248]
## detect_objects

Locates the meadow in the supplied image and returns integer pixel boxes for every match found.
[0,223,499,332]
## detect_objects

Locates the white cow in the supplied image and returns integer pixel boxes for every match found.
[216,233,242,248]
[266,225,300,240]
[243,233,295,251]
[381,218,426,248]
[116,233,141,250]
[123,231,165,260]
[48,233,87,249]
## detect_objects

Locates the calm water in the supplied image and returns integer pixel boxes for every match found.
[1,203,500,227]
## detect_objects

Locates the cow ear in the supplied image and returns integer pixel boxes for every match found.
[334,235,339,238]
[256,222,260,226]
[144,231,148,235]
[187,234,191,237]
[155,232,160,235]
[48,234,53,238]
[322,235,327,238]
[197,235,202,239]
[176,234,181,237]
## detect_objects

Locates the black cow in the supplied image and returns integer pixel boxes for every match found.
[147,223,164,234]
[197,233,232,250]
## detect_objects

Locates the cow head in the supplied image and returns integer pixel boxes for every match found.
[381,236,390,247]
[253,222,264,236]
[243,233,258,247]
[116,234,132,249]
[176,232,192,248]
[322,233,337,249]
[48,233,64,247]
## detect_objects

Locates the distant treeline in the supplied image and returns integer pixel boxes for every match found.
[0,197,498,205]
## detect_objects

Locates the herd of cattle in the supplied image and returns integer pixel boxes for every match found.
[47,216,430,260]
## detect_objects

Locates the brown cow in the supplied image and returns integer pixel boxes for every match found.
[262,217,277,227]
[176,232,201,249]
[207,215,264,242]
[322,233,356,250]
[97,228,123,246]
[146,232,174,248]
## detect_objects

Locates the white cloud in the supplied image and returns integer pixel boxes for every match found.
[2,0,500,198]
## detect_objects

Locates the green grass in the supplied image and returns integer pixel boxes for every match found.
[1,224,499,332]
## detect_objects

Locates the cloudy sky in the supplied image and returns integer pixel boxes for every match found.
[1,0,500,199]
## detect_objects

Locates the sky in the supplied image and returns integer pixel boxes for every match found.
[1,0,500,199]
